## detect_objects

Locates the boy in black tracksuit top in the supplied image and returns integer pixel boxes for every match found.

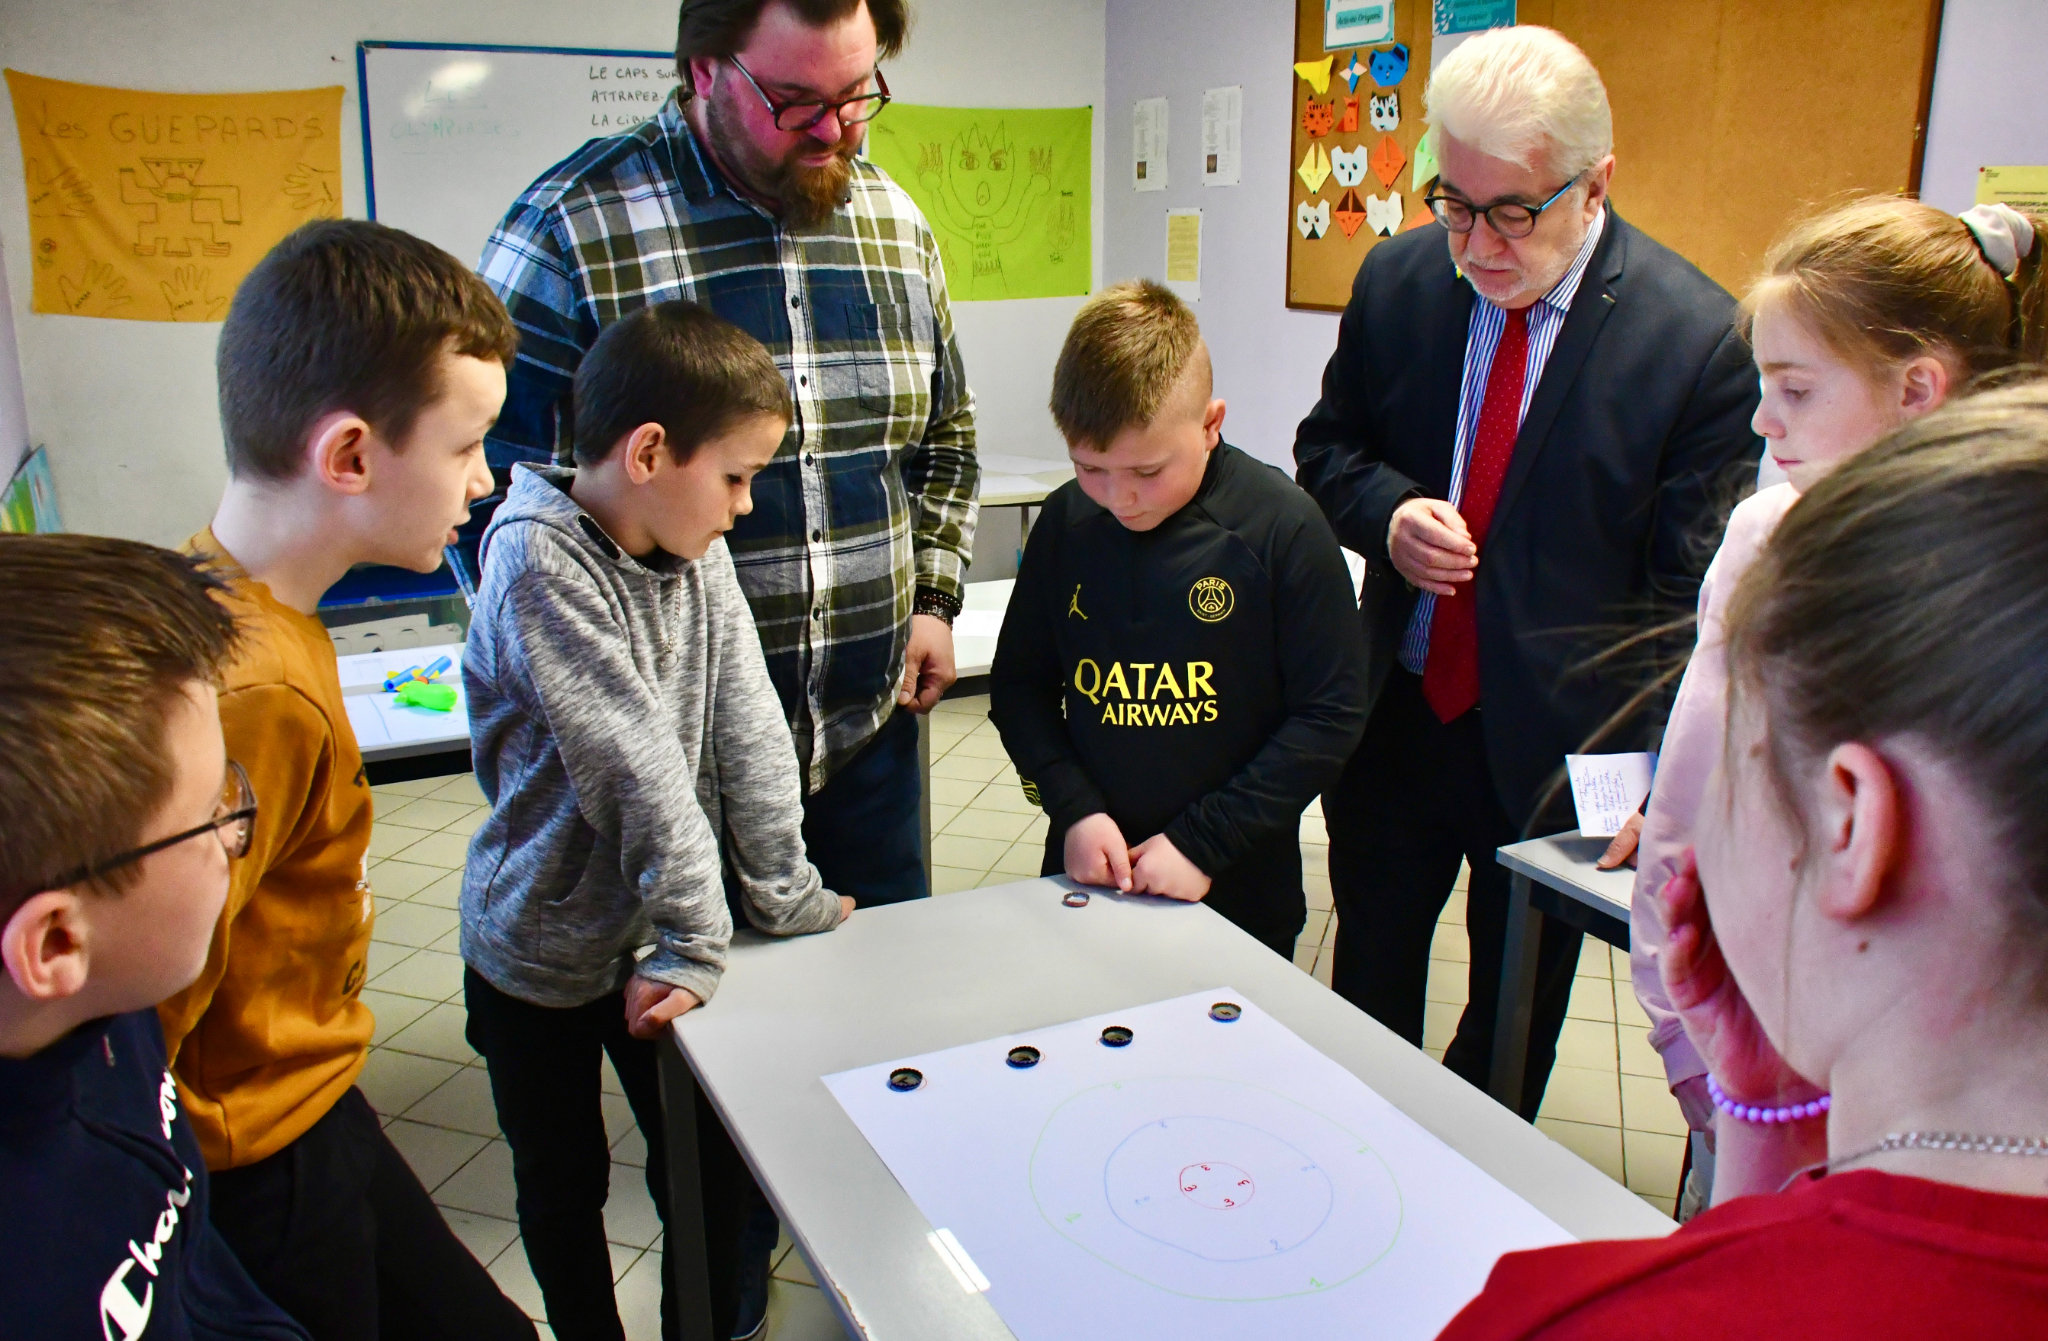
[0,536,307,1341]
[991,282,1368,956]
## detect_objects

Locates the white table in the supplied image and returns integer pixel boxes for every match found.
[974,451,1074,510]
[336,642,471,765]
[659,876,1672,1340]
[1489,832,1635,1107]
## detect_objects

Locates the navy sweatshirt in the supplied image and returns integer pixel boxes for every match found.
[990,444,1369,934]
[0,1010,308,1341]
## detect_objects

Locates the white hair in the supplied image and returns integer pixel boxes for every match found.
[1424,26,1612,180]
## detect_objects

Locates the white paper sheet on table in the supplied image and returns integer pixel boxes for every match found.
[825,988,1570,1340]
[335,642,470,751]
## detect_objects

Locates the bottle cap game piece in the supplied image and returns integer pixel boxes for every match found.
[1006,1046,1042,1069]
[1208,1002,1242,1022]
[1062,890,1090,907]
[1099,1026,1134,1047]
[887,1068,924,1092]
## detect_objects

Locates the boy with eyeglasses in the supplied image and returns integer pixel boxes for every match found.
[155,220,537,1340]
[0,533,309,1339]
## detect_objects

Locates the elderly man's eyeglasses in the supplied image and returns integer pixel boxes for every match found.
[726,55,891,134]
[1424,174,1582,240]
[39,760,257,892]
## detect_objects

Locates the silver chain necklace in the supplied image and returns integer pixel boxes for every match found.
[1828,1131,2048,1174]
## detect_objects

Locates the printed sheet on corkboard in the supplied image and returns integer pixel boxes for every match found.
[6,70,343,323]
[1287,0,1432,312]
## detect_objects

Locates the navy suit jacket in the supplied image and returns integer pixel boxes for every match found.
[1294,209,1762,827]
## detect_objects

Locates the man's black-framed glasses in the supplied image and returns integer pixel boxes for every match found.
[1424,173,1582,240]
[726,55,891,133]
[42,760,257,891]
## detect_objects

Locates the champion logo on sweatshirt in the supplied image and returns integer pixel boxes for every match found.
[97,1166,195,1341]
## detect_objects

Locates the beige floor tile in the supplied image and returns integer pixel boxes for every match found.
[973,783,1041,815]
[1566,976,1616,1022]
[928,803,961,834]
[1422,1000,1462,1050]
[600,1054,625,1097]
[1535,1116,1625,1182]
[611,1124,648,1169]
[384,1117,490,1191]
[1536,1064,1622,1127]
[378,796,477,832]
[1441,889,1467,925]
[440,807,487,839]
[383,1001,479,1066]
[389,828,474,870]
[436,1138,519,1220]
[373,777,446,799]
[941,807,1033,842]
[1299,812,1328,844]
[1554,1016,1619,1070]
[1292,933,1319,971]
[1617,1025,1667,1079]
[373,947,468,1002]
[774,1243,818,1286]
[930,752,1006,783]
[615,1248,665,1338]
[368,859,446,901]
[1425,958,1469,1006]
[1312,954,1334,988]
[367,824,420,859]
[1020,814,1050,844]
[1623,1128,1688,1198]
[942,732,1013,761]
[429,774,489,806]
[1576,939,1613,978]
[1429,921,1470,964]
[927,778,987,808]
[359,1049,463,1117]
[933,693,989,715]
[991,842,1047,877]
[1610,944,1631,977]
[366,939,415,985]
[413,869,465,909]
[440,1208,520,1266]
[485,1232,547,1322]
[1614,986,1652,1029]
[931,833,1011,870]
[601,1091,638,1145]
[931,865,990,895]
[604,1159,663,1249]
[1300,909,1331,944]
[363,988,434,1045]
[1636,1192,1677,1219]
[370,900,462,949]
[1621,1073,1691,1136]
[405,1065,501,1137]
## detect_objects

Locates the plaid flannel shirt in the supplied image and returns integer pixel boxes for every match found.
[475,97,979,791]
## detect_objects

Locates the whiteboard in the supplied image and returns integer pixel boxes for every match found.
[357,41,680,268]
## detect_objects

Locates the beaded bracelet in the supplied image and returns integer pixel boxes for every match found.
[1706,1075,1831,1125]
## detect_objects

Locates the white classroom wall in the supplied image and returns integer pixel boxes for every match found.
[0,0,1103,546]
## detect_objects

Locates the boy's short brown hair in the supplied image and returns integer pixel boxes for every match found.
[215,219,518,482]
[0,535,240,915]
[571,300,791,465]
[1049,279,1207,449]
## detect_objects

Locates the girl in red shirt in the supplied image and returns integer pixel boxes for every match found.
[1440,377,2048,1337]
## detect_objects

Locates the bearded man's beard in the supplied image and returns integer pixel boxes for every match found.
[705,91,857,229]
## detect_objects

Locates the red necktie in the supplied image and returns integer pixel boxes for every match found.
[1423,305,1529,724]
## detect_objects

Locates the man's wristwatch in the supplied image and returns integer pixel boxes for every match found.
[913,587,961,624]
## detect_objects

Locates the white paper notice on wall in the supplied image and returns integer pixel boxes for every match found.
[1133,96,1169,191]
[1565,753,1657,838]
[1200,86,1242,186]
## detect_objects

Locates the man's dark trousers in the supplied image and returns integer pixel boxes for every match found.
[1325,671,1582,1120]
[801,707,928,907]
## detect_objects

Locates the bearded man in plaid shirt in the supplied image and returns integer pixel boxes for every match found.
[469,0,975,919]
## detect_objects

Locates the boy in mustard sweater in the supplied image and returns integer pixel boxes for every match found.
[157,220,535,1340]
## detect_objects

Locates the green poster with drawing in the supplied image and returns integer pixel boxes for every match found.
[864,103,1092,301]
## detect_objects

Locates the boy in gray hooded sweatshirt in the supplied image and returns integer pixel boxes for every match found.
[459,301,850,1341]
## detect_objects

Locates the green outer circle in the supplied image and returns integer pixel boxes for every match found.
[1026,1075,1405,1302]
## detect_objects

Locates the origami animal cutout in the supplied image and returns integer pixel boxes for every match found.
[1296,198,1331,239]
[1369,90,1400,131]
[1365,191,1404,237]
[1370,134,1407,189]
[1329,144,1370,189]
[1337,96,1359,133]
[1340,52,1367,93]
[1293,55,1334,96]
[1333,188,1368,239]
[1296,142,1333,194]
[1369,43,1410,89]
[1301,97,1336,139]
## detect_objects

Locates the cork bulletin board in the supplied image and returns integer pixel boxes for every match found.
[1285,0,1944,312]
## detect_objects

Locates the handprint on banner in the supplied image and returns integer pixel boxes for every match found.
[57,260,133,318]
[160,265,228,322]
[27,158,92,219]
[283,161,340,216]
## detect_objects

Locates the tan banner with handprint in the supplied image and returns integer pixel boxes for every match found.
[6,70,342,322]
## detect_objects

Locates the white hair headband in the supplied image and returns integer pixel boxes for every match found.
[1959,202,2037,279]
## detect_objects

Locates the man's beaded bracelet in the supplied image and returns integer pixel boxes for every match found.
[912,587,962,624]
[1706,1074,1831,1124]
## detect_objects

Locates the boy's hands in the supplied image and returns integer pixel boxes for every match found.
[624,974,703,1040]
[1128,833,1212,902]
[838,895,856,923]
[1064,813,1132,891]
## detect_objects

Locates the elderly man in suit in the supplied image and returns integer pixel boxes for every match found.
[1295,25,1760,1119]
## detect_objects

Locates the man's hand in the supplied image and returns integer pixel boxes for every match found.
[838,895,856,923]
[898,613,957,713]
[1387,497,1477,597]
[1064,813,1132,891]
[1128,833,1212,902]
[1596,811,1645,870]
[624,974,703,1040]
